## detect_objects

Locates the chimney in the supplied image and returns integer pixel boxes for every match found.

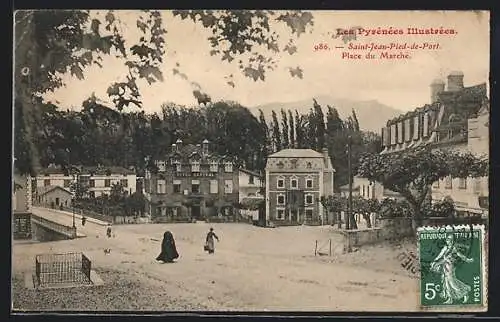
[447,71,464,92]
[321,148,330,167]
[430,78,445,103]
[175,139,182,152]
[202,139,209,155]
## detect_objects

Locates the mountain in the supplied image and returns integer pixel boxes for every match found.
[249,95,404,133]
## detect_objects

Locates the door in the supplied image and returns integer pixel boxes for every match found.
[191,206,201,219]
[291,209,298,223]
[55,198,60,206]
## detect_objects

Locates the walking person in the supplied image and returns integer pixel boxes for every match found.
[156,231,179,263]
[204,227,219,254]
[106,224,112,238]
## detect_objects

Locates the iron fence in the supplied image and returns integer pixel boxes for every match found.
[34,252,93,288]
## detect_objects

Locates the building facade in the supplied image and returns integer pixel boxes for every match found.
[35,166,137,198]
[379,71,488,216]
[13,172,32,213]
[35,186,73,208]
[144,139,239,221]
[238,169,264,221]
[265,148,335,225]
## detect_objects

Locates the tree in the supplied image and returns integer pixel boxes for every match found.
[351,197,380,228]
[357,147,488,229]
[320,195,346,228]
[280,108,289,149]
[271,110,282,152]
[288,110,295,148]
[14,10,316,175]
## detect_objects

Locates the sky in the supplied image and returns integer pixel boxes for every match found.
[42,10,490,113]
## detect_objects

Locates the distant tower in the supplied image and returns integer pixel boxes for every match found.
[447,71,464,92]
[175,139,182,152]
[430,78,445,103]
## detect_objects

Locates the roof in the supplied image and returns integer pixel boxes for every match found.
[163,142,229,162]
[38,165,136,176]
[37,185,72,196]
[431,78,445,85]
[239,168,262,177]
[268,149,324,158]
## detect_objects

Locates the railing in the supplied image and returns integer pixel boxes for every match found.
[82,254,92,281]
[31,213,77,239]
[60,205,113,224]
[34,252,93,288]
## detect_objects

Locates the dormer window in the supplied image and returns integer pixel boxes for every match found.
[191,160,200,172]
[210,161,218,172]
[224,161,233,173]
[174,161,181,172]
[306,162,312,169]
[156,160,166,172]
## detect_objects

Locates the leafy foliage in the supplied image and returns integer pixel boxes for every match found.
[357,147,488,223]
[14,10,316,175]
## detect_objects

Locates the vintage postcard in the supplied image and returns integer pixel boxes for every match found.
[12,10,489,313]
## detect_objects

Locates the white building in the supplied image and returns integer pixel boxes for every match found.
[35,166,137,198]
[238,168,264,221]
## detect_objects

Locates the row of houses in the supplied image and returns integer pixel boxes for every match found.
[353,71,489,218]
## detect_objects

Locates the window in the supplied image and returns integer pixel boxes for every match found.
[210,180,218,194]
[277,178,285,189]
[305,194,313,205]
[173,180,181,193]
[89,179,95,188]
[305,209,313,220]
[63,179,71,188]
[248,175,254,185]
[306,162,312,169]
[277,194,285,205]
[224,162,233,173]
[120,179,128,187]
[444,176,452,189]
[458,178,467,189]
[105,179,111,187]
[156,160,166,172]
[210,161,218,172]
[291,178,298,189]
[277,209,285,220]
[191,161,200,172]
[44,179,50,187]
[175,161,181,172]
[432,180,440,189]
[157,179,166,194]
[89,191,95,198]
[224,180,233,194]
[362,186,366,197]
[192,180,200,193]
[291,159,298,169]
[306,179,313,189]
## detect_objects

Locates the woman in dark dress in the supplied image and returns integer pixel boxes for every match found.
[156,231,179,263]
[205,227,219,254]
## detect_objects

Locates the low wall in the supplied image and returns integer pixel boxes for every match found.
[341,217,413,251]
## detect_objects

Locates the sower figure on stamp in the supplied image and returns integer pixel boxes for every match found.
[205,227,219,254]
[430,233,474,304]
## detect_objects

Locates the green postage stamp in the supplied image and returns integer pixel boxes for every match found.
[417,224,487,311]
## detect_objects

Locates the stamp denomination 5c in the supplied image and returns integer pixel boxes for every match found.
[417,225,487,311]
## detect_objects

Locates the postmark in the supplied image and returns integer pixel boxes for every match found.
[417,225,487,310]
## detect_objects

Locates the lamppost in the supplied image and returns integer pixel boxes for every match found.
[346,135,353,230]
[71,172,76,228]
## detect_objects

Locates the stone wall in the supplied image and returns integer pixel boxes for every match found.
[341,217,413,251]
